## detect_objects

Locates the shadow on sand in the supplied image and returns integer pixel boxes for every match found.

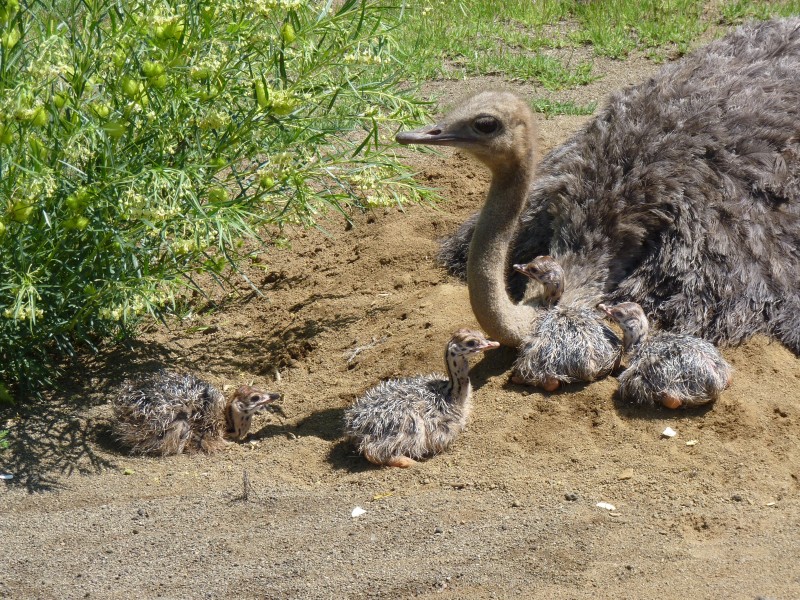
[1,399,118,493]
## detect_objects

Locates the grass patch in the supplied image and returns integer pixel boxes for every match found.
[720,0,800,23]
[530,98,597,117]
[390,1,800,85]
[467,52,597,90]
[570,0,708,59]
[389,1,580,83]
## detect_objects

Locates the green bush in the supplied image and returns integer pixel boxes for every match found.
[0,0,430,399]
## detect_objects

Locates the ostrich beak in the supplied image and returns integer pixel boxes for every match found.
[260,392,282,405]
[479,340,501,352]
[596,303,613,318]
[240,389,282,412]
[512,263,529,275]
[396,122,463,146]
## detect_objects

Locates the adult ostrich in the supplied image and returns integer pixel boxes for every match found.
[399,18,800,354]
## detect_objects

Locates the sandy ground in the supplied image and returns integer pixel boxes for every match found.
[2,40,800,600]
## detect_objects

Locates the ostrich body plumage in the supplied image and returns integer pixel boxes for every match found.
[344,376,471,464]
[113,371,227,455]
[514,306,621,388]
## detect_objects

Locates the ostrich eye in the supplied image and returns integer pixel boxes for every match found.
[466,340,477,347]
[250,394,262,403]
[473,116,499,134]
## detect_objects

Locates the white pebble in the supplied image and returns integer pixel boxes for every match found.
[661,427,677,438]
[351,506,366,518]
[596,501,616,511]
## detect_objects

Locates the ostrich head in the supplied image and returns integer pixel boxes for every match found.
[226,386,281,440]
[396,91,536,177]
[598,302,650,350]
[448,329,501,357]
[513,256,565,303]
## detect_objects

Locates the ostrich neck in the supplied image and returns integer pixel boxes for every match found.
[543,279,563,305]
[224,400,248,439]
[444,348,471,406]
[224,401,234,432]
[623,321,650,352]
[468,165,540,347]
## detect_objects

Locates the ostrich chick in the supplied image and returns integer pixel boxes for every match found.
[599,302,733,409]
[113,370,280,455]
[511,256,621,391]
[343,329,499,468]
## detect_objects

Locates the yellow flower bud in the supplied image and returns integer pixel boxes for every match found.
[281,23,296,44]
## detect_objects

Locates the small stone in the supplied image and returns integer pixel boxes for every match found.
[686,440,698,446]
[434,526,443,534]
[731,494,743,502]
[618,468,634,480]
[565,492,579,502]
[393,274,413,289]
[511,500,522,508]
[661,427,677,438]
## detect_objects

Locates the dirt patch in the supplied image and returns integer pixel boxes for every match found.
[2,49,800,600]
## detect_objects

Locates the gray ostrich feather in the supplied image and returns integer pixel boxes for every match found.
[437,18,800,354]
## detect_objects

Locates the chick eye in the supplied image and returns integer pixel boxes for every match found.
[466,340,477,347]
[473,116,499,134]
[250,394,262,403]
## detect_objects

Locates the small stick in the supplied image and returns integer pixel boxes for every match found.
[345,336,387,365]
[242,469,255,501]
